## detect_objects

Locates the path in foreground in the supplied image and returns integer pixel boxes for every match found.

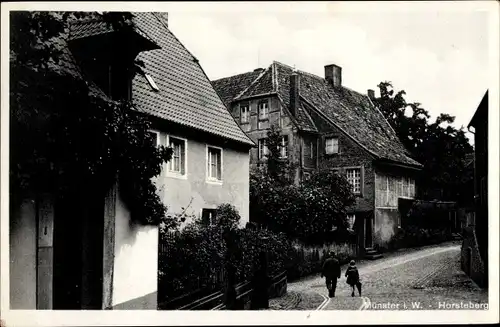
[271,243,488,311]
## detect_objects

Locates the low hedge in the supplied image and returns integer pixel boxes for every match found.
[159,205,358,302]
[158,220,292,302]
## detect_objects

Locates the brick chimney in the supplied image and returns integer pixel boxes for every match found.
[324,64,342,88]
[367,89,375,99]
[289,73,300,116]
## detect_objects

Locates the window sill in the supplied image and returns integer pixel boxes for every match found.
[206,179,223,185]
[325,152,340,157]
[166,172,188,180]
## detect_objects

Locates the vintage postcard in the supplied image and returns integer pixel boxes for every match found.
[1,1,499,326]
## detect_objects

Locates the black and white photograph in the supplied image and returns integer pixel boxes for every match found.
[1,1,498,326]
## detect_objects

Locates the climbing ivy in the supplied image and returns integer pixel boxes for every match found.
[10,11,176,227]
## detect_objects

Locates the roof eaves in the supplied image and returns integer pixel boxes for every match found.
[375,157,423,171]
[192,61,255,147]
[237,91,277,102]
[300,96,380,160]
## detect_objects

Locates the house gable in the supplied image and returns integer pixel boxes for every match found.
[130,13,253,147]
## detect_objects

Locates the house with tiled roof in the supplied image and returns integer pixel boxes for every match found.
[10,12,252,311]
[212,61,422,256]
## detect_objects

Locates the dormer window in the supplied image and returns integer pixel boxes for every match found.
[68,18,161,102]
[145,74,159,92]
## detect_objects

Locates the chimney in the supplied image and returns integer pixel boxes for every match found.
[324,64,342,88]
[367,89,375,99]
[289,73,300,116]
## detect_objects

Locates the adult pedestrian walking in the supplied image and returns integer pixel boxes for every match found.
[321,251,341,298]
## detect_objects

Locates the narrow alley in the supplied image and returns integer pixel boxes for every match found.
[270,243,488,311]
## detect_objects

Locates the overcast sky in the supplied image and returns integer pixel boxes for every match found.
[166,2,490,140]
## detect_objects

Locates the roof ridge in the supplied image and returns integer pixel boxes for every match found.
[151,12,201,64]
[211,70,258,84]
[234,64,272,100]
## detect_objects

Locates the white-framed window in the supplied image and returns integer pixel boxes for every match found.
[310,142,314,159]
[346,168,361,194]
[147,130,161,147]
[258,139,268,160]
[280,136,289,158]
[207,146,223,182]
[347,214,356,230]
[325,137,339,154]
[167,136,187,176]
[258,101,269,120]
[240,103,250,124]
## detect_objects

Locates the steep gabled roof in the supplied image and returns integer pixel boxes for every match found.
[273,61,421,167]
[211,69,264,108]
[212,64,319,133]
[212,60,421,167]
[130,13,254,146]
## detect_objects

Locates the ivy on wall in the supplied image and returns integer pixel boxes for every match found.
[10,11,177,227]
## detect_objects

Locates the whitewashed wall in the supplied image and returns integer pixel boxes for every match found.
[112,190,158,309]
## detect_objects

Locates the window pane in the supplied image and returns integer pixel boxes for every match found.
[325,137,338,154]
[241,105,249,123]
[217,151,222,180]
[347,168,361,193]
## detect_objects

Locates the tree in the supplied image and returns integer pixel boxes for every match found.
[10,11,176,227]
[249,125,355,245]
[372,81,473,202]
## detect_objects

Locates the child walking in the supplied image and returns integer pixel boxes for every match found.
[345,260,362,297]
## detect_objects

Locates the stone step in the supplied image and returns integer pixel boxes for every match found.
[365,253,384,260]
[365,249,378,255]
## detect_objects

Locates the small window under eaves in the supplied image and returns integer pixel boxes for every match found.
[145,74,159,91]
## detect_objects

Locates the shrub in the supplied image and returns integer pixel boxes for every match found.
[158,207,292,302]
[214,203,241,230]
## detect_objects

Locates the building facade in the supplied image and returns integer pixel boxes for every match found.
[212,61,422,254]
[461,90,488,287]
[9,12,253,310]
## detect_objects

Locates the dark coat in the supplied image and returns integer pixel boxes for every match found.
[345,266,360,286]
[321,257,341,278]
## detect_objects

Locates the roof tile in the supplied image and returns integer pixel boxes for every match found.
[130,13,254,146]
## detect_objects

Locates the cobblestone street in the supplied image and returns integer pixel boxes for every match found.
[270,243,488,310]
